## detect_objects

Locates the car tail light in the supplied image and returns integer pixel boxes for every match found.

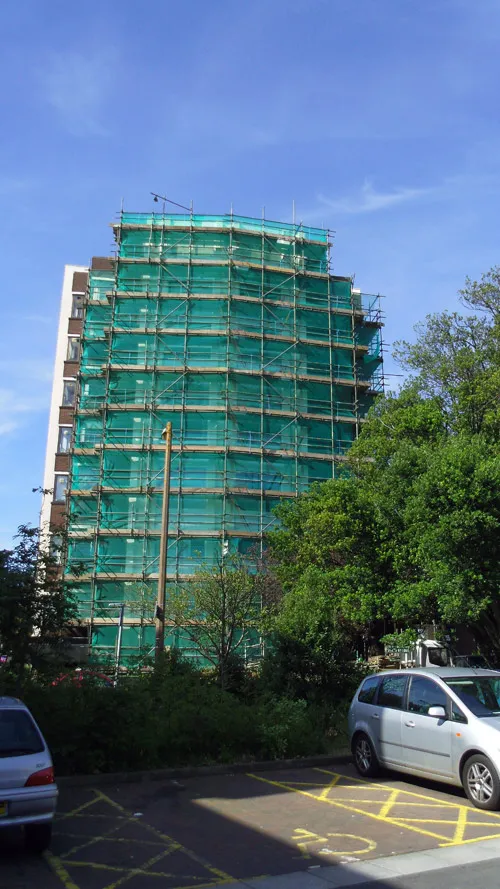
[25,767,55,787]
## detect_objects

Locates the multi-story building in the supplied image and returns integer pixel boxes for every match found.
[43,210,384,663]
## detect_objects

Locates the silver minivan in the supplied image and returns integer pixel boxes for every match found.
[0,696,58,851]
[348,667,500,810]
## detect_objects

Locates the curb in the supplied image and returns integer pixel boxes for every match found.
[57,748,351,787]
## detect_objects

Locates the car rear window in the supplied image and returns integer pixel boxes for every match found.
[358,676,379,704]
[0,710,44,757]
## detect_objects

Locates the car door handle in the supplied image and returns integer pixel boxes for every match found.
[371,713,380,719]
[405,720,416,728]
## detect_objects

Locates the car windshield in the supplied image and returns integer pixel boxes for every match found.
[445,677,500,717]
[0,710,44,757]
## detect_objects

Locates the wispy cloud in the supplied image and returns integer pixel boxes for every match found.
[0,386,49,438]
[313,180,436,216]
[39,47,117,136]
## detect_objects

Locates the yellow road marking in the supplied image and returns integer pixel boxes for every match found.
[56,792,106,821]
[247,772,451,843]
[44,852,80,889]
[378,788,399,819]
[47,788,233,889]
[316,769,500,820]
[452,806,469,844]
[98,789,231,883]
[319,772,341,799]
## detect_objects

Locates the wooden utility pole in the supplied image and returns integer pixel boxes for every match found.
[155,421,172,663]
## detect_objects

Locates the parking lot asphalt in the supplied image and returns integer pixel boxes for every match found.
[4,762,500,889]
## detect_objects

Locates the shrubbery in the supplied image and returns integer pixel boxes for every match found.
[0,653,351,775]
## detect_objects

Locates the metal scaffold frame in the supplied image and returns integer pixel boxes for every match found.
[66,209,384,661]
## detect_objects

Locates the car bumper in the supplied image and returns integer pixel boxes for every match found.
[0,784,58,827]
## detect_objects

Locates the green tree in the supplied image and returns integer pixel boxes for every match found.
[0,525,77,680]
[170,554,260,688]
[269,267,500,657]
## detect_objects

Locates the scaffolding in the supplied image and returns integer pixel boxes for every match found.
[65,211,384,660]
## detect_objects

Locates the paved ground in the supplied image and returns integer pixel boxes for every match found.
[4,762,500,888]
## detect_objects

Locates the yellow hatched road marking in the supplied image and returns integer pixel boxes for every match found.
[47,788,233,889]
[247,772,451,843]
[378,788,399,819]
[319,772,341,799]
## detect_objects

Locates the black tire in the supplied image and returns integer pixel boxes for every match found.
[352,732,380,778]
[25,822,52,854]
[462,754,500,811]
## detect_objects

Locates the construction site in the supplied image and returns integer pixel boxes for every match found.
[56,210,384,662]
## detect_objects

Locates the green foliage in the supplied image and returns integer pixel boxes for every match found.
[5,656,333,775]
[0,526,77,679]
[170,554,261,687]
[268,266,500,656]
[381,629,419,653]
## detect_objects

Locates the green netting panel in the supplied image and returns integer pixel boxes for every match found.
[297,458,334,488]
[330,348,354,381]
[184,412,226,446]
[75,416,103,447]
[119,213,328,244]
[334,422,356,455]
[229,337,260,372]
[191,231,229,257]
[262,270,295,301]
[67,582,93,619]
[66,539,94,574]
[228,413,260,448]
[180,452,224,486]
[188,299,226,329]
[297,309,329,342]
[69,497,98,530]
[102,451,149,488]
[88,270,115,301]
[104,410,172,447]
[262,377,294,412]
[231,266,262,299]
[80,341,108,372]
[183,373,226,407]
[226,495,261,533]
[190,264,228,294]
[186,334,225,366]
[297,418,333,454]
[72,455,100,489]
[176,494,223,533]
[79,376,106,409]
[262,415,295,449]
[226,453,261,489]
[261,455,296,491]
[331,278,352,308]
[85,305,112,337]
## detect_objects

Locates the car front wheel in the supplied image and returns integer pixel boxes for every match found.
[463,754,500,810]
[25,822,52,854]
[353,732,380,778]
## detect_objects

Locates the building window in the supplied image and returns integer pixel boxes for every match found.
[71,294,84,318]
[62,381,76,406]
[49,534,63,564]
[57,426,72,453]
[66,338,80,361]
[54,475,69,503]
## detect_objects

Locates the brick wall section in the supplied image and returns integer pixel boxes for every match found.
[68,318,83,335]
[72,271,88,291]
[91,256,114,271]
[64,360,79,377]
[59,407,75,424]
[49,503,67,529]
[55,454,70,472]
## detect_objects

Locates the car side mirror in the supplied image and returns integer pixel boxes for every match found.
[428,706,446,719]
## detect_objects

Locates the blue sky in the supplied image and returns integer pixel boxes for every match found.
[0,0,499,548]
